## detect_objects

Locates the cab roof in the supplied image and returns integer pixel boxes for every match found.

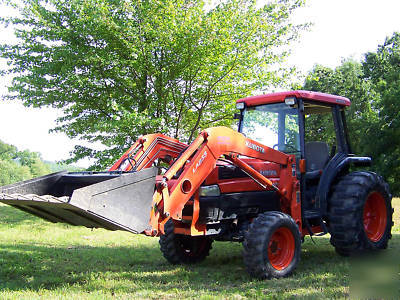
[236,90,351,107]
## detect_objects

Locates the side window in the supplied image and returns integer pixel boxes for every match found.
[303,103,336,173]
[304,104,336,154]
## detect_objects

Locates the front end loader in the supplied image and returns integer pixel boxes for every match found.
[0,91,393,279]
[0,133,187,234]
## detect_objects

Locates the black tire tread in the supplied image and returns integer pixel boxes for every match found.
[243,211,301,279]
[159,220,212,264]
[328,171,393,255]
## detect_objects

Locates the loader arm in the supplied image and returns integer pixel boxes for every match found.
[109,133,188,172]
[149,126,300,236]
[0,133,188,234]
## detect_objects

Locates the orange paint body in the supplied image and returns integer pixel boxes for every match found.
[145,127,303,237]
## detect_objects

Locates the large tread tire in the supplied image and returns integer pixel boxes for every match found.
[159,220,213,264]
[243,211,301,279]
[329,171,393,256]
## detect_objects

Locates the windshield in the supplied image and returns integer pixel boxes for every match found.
[240,103,300,154]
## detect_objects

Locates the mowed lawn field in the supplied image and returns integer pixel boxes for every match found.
[0,199,399,299]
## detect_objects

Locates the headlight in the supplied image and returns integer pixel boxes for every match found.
[199,185,221,197]
[236,102,245,110]
[285,97,296,105]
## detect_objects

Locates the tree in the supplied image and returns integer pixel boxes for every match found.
[0,140,50,185]
[17,150,51,177]
[301,61,380,155]
[0,140,17,160]
[0,141,29,185]
[0,0,306,169]
[301,32,400,195]
[0,159,31,185]
[362,32,400,194]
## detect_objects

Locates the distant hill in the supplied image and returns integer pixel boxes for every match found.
[43,160,83,173]
[0,139,82,185]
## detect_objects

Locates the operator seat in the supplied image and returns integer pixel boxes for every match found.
[305,141,330,180]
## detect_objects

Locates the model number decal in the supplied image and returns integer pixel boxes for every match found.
[260,170,277,176]
[193,151,208,174]
[245,141,265,153]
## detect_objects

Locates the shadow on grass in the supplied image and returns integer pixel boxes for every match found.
[1,234,392,295]
[0,202,398,298]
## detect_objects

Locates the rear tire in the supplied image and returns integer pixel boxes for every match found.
[328,171,393,255]
[159,220,213,264]
[243,211,301,279]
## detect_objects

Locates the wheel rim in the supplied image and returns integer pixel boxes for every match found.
[363,191,387,242]
[268,227,295,270]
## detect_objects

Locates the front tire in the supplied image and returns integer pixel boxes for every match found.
[329,171,393,255]
[159,220,213,264]
[243,211,301,279]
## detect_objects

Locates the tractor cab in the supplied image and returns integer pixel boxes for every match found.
[236,91,361,232]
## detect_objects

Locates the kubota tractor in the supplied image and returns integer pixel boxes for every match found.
[0,91,393,279]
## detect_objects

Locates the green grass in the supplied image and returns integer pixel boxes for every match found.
[0,199,399,299]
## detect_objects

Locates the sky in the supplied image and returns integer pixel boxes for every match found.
[0,0,400,168]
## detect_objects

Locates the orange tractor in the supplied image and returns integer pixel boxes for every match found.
[0,91,393,279]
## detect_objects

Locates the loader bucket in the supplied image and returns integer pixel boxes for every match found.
[0,167,157,233]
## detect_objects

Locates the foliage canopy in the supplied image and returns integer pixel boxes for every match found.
[0,139,50,185]
[301,32,400,194]
[1,0,306,168]
[0,139,82,185]
[362,32,400,193]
